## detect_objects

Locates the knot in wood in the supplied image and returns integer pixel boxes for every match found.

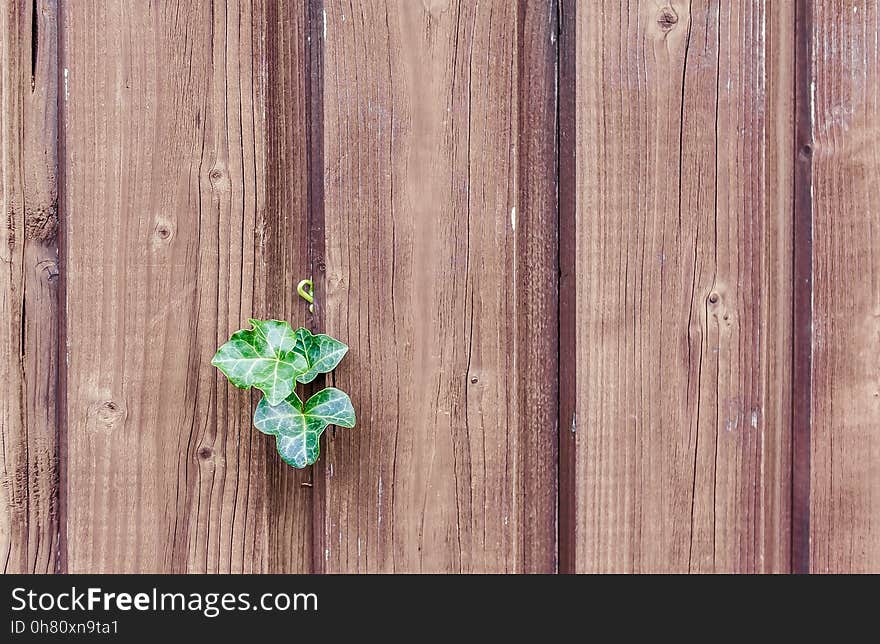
[657,7,679,31]
[94,399,125,431]
[37,259,59,282]
[25,203,59,243]
[208,168,229,193]
[198,446,213,460]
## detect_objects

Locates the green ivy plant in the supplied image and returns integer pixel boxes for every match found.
[212,319,355,468]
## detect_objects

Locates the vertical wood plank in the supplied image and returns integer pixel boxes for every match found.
[263,0,318,573]
[809,0,880,573]
[558,0,577,574]
[517,0,559,574]
[791,0,813,574]
[0,0,60,574]
[61,0,312,573]
[304,0,329,574]
[320,0,557,573]
[573,0,793,572]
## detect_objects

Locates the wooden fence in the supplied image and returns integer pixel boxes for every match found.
[1,0,877,574]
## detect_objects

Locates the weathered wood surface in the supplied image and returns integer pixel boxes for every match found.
[0,0,60,574]
[809,0,880,573]
[1,0,879,575]
[319,0,558,572]
[61,0,313,573]
[571,0,793,572]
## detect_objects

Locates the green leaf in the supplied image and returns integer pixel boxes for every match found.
[292,327,349,384]
[253,387,355,468]
[212,319,308,405]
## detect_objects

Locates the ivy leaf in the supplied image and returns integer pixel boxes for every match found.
[212,319,308,405]
[292,327,349,384]
[253,387,356,468]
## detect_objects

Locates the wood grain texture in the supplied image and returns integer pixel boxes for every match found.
[573,0,793,572]
[61,0,312,573]
[320,0,557,573]
[0,0,61,574]
[264,0,319,573]
[791,0,813,574]
[516,0,558,574]
[809,0,880,573]
[3,0,874,576]
[558,0,577,574]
